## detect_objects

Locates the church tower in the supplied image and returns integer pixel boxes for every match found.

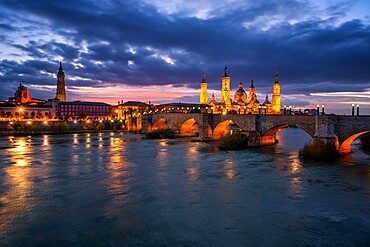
[247,80,255,102]
[221,65,231,106]
[272,71,281,114]
[56,62,66,102]
[199,72,208,104]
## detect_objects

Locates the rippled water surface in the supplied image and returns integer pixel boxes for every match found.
[1,129,370,246]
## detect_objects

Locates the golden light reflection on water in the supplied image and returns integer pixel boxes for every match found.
[223,159,236,179]
[104,138,134,218]
[43,135,48,146]
[73,134,79,144]
[186,146,198,163]
[288,177,304,201]
[290,157,302,174]
[0,137,34,237]
[186,167,200,181]
[156,140,168,166]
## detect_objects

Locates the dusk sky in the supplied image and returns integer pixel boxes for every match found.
[1,0,370,114]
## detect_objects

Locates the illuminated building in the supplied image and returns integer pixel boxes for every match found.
[9,83,45,104]
[199,72,208,104]
[221,65,231,106]
[203,67,282,114]
[272,71,281,114]
[56,62,66,102]
[116,101,150,131]
[57,101,111,119]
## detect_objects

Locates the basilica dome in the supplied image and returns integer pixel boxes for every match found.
[234,82,247,103]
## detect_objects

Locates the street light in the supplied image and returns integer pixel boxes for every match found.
[322,105,325,115]
[357,104,360,116]
[352,104,355,116]
[316,104,319,115]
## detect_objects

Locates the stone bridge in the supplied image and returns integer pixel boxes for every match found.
[141,113,370,155]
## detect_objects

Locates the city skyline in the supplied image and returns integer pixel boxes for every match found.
[1,0,370,114]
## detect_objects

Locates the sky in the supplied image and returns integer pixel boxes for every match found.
[0,0,370,114]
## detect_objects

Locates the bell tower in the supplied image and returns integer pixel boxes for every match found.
[56,62,66,102]
[199,72,208,104]
[221,65,231,106]
[247,80,255,102]
[272,71,281,114]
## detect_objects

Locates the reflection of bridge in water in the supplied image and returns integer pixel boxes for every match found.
[141,113,370,155]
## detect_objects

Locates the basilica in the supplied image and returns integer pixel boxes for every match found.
[200,66,281,114]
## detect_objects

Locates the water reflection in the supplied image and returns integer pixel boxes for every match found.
[288,177,305,201]
[104,135,135,218]
[290,157,302,174]
[156,140,168,166]
[0,137,34,238]
[223,159,236,179]
[73,133,79,144]
[1,131,370,246]
[43,135,48,146]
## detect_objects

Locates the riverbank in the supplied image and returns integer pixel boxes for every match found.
[0,129,132,136]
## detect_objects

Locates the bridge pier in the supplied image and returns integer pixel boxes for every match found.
[260,135,278,146]
[198,114,213,141]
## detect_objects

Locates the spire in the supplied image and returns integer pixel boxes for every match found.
[274,70,279,84]
[212,93,215,100]
[239,82,243,89]
[59,62,63,71]
[201,71,206,83]
[223,64,229,77]
[250,80,254,88]
[264,94,271,105]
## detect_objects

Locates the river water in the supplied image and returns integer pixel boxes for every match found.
[0,128,370,246]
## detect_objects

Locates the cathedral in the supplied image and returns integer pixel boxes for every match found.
[200,66,281,114]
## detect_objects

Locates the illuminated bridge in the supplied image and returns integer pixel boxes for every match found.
[141,113,370,155]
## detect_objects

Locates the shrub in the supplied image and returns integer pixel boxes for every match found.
[145,129,175,139]
[11,122,42,135]
[50,122,69,134]
[218,132,248,150]
[299,139,338,160]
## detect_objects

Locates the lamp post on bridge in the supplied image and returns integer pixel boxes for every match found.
[283,105,286,115]
[357,104,360,116]
[322,105,325,115]
[316,104,319,115]
[289,105,292,115]
[352,104,355,116]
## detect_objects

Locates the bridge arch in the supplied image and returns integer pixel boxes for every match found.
[339,131,370,155]
[151,118,169,130]
[262,124,315,138]
[180,119,199,135]
[212,120,240,140]
[260,124,314,146]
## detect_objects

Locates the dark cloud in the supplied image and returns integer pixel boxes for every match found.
[0,0,369,102]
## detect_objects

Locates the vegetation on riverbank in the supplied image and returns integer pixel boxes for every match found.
[81,120,123,131]
[5,120,125,136]
[299,139,338,160]
[217,132,248,150]
[10,122,70,135]
[145,129,175,139]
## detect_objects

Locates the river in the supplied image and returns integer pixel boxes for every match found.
[0,128,370,246]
